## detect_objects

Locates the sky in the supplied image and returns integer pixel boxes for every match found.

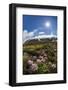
[23,15,57,42]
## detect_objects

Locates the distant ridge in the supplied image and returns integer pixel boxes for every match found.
[23,34,57,43]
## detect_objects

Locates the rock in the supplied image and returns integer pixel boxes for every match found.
[27,60,33,66]
[52,64,56,68]
[32,56,37,61]
[41,59,45,63]
[30,63,38,72]
[41,49,45,55]
[44,56,48,60]
[49,62,52,65]
[39,55,43,59]
[37,59,41,64]
[44,53,47,57]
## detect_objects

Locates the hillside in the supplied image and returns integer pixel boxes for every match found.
[23,38,57,75]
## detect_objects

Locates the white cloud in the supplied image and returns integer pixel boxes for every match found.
[28,29,38,37]
[23,30,28,37]
[29,32,34,37]
[23,30,28,42]
[23,29,38,43]
[23,28,50,43]
[39,32,45,35]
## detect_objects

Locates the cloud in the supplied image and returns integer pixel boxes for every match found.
[23,28,55,43]
[23,29,38,42]
[29,32,34,37]
[39,32,45,35]
[23,30,28,42]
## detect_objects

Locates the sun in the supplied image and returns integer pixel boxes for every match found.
[44,21,51,28]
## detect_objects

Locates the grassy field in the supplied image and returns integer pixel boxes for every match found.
[23,39,57,75]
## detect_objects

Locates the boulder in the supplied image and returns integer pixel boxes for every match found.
[27,60,33,66]
[37,59,41,64]
[30,63,38,72]
[32,56,37,61]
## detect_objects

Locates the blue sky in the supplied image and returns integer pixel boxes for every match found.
[23,15,57,42]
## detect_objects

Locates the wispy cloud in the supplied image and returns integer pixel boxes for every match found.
[23,29,38,42]
[39,32,45,35]
[23,27,57,43]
